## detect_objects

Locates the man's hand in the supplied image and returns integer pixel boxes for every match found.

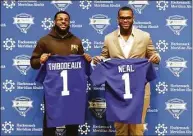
[83,53,92,62]
[93,56,105,64]
[148,54,160,64]
[40,53,51,64]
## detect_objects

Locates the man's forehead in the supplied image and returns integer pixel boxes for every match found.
[57,13,69,18]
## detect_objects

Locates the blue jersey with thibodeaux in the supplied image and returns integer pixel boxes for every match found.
[90,58,156,124]
[36,55,90,127]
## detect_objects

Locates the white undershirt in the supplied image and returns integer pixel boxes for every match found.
[118,34,134,58]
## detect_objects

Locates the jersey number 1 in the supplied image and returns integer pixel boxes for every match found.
[60,70,70,96]
[122,73,133,99]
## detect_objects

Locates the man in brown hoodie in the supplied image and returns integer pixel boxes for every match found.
[30,11,91,136]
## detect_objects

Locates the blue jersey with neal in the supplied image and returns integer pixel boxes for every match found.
[36,55,90,127]
[90,58,156,124]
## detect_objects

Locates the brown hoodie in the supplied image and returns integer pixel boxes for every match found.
[30,28,84,69]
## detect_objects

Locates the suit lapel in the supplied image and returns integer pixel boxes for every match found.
[128,28,137,58]
[113,30,125,58]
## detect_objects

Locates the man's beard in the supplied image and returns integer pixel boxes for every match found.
[54,25,70,35]
[119,23,133,35]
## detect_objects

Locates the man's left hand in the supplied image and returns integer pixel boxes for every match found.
[83,53,92,62]
[148,54,160,64]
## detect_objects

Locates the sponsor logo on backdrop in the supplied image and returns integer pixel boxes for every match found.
[155,124,167,136]
[13,55,31,75]
[79,0,120,9]
[78,122,115,135]
[3,0,44,8]
[79,0,92,9]
[12,96,33,117]
[3,38,37,50]
[156,1,169,11]
[1,121,42,133]
[51,0,72,11]
[165,98,187,119]
[156,40,168,52]
[171,1,192,9]
[2,80,15,92]
[41,18,54,30]
[165,56,187,77]
[89,14,110,34]
[166,15,187,35]
[88,98,106,118]
[156,40,192,52]
[1,121,14,134]
[3,38,16,50]
[156,82,192,94]
[156,1,192,10]
[2,80,43,92]
[82,39,92,52]
[13,13,34,34]
[78,123,90,135]
[134,21,159,29]
[155,124,192,135]
[128,1,149,14]
[3,0,16,8]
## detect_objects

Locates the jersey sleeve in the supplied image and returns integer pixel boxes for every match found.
[146,62,157,82]
[35,63,46,84]
[90,63,106,86]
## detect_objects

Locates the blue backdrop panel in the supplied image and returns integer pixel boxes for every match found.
[1,1,192,136]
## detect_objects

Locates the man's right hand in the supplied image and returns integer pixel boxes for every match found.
[40,53,51,64]
[93,56,105,64]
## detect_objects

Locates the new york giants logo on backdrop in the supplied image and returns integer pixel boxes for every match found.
[165,98,187,119]
[128,0,149,14]
[51,0,72,10]
[13,13,34,34]
[165,56,187,77]
[12,96,33,117]
[88,98,106,118]
[13,55,31,75]
[166,15,187,35]
[89,14,110,34]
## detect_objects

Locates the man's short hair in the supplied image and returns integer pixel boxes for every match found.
[118,6,134,17]
[54,11,70,20]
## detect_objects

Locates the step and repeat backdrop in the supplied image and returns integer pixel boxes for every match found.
[1,1,192,136]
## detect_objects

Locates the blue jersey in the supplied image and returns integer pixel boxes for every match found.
[36,55,90,127]
[90,58,156,124]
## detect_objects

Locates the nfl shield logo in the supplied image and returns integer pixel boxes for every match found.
[89,14,110,34]
[166,15,187,35]
[12,96,33,117]
[13,13,34,33]
[165,56,187,77]
[88,98,106,118]
[13,55,31,75]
